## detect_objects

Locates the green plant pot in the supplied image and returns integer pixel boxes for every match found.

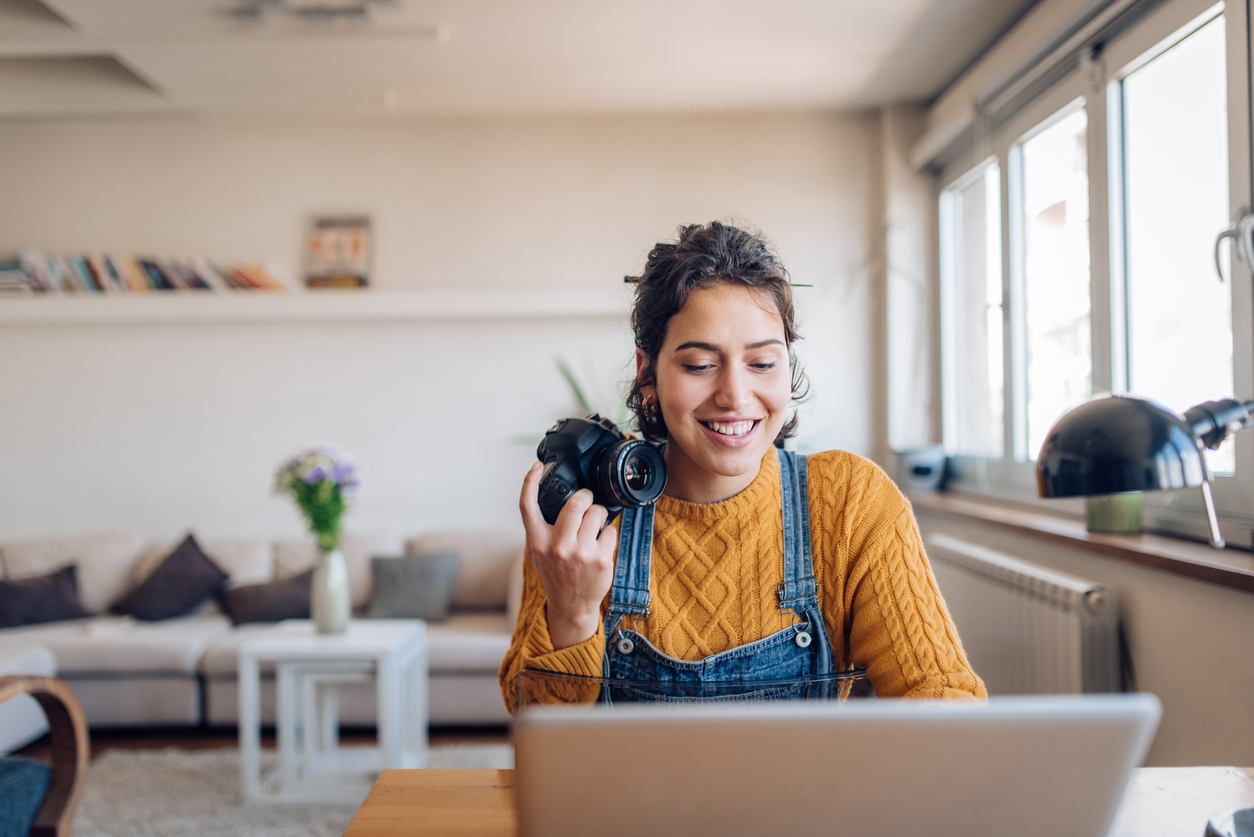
[1085,492,1143,534]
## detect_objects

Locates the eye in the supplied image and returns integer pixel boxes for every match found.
[751,362,778,371]
[683,364,714,372]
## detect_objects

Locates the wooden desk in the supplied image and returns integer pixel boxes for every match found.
[344,767,1254,837]
[344,770,515,837]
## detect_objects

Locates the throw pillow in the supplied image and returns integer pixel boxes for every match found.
[368,552,459,621]
[219,570,313,626]
[0,565,88,629]
[111,534,228,621]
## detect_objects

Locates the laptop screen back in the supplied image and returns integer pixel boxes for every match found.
[514,694,1160,837]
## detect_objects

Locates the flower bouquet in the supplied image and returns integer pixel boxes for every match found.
[274,444,361,633]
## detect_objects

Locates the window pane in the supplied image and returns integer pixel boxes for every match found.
[941,165,1004,457]
[1020,108,1092,460]
[1123,14,1233,473]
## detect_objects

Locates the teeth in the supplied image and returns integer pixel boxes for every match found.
[705,420,755,437]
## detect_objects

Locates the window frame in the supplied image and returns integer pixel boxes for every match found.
[935,0,1254,546]
[939,157,1004,460]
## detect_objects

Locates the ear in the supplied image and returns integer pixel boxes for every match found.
[634,350,656,396]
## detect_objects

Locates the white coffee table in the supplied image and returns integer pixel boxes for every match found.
[238,619,428,805]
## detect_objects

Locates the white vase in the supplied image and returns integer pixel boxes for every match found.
[311,548,351,634]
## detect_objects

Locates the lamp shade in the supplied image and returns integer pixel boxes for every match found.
[1036,395,1208,498]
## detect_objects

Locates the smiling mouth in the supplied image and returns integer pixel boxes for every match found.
[701,420,759,438]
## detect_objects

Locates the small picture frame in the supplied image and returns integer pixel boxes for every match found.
[304,216,372,289]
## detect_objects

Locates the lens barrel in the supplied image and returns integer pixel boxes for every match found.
[594,439,666,508]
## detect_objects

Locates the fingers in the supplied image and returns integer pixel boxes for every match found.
[518,462,546,533]
[595,522,618,561]
[576,500,610,550]
[552,488,595,547]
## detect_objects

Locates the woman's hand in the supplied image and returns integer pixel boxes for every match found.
[519,462,617,649]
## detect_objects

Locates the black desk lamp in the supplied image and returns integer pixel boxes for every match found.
[1036,394,1254,548]
[1036,394,1254,837]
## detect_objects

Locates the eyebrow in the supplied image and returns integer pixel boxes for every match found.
[672,339,785,352]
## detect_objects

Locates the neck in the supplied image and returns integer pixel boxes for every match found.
[661,443,763,504]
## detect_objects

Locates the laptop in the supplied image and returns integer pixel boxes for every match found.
[513,693,1161,837]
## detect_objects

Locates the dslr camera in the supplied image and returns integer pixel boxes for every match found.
[536,414,667,525]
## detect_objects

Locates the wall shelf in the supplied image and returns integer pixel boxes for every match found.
[0,287,633,325]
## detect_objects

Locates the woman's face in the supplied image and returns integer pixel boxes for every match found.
[638,283,792,504]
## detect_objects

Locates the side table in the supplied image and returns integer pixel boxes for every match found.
[238,619,428,805]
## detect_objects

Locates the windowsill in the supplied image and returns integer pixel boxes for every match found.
[909,491,1254,595]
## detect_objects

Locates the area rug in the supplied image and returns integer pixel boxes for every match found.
[74,743,514,837]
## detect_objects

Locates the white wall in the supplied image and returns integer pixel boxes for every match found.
[0,112,878,543]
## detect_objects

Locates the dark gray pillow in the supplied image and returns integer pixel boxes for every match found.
[112,534,228,621]
[368,551,459,621]
[219,570,312,626]
[0,564,88,629]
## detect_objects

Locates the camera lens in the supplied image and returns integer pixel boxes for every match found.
[595,439,666,508]
[623,455,652,491]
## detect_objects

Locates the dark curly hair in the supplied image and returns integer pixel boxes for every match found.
[626,221,808,444]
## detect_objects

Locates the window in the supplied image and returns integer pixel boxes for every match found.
[940,163,1004,458]
[1120,13,1234,472]
[935,0,1253,541]
[1016,108,1092,461]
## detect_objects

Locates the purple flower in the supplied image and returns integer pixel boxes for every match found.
[274,443,363,507]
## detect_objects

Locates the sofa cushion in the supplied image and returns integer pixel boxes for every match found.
[219,571,312,626]
[197,613,512,678]
[132,537,273,591]
[0,614,232,674]
[368,552,459,621]
[112,535,229,622]
[198,622,291,677]
[0,643,56,677]
[0,643,58,755]
[0,565,88,629]
[405,531,523,611]
[273,533,403,610]
[426,613,514,672]
[0,531,144,615]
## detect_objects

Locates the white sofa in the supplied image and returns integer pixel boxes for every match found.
[0,643,58,753]
[0,529,523,740]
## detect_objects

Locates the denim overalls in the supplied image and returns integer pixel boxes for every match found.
[600,451,842,703]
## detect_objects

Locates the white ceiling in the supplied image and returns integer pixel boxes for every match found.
[0,0,1039,118]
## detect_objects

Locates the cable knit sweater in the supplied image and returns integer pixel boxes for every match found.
[499,448,986,711]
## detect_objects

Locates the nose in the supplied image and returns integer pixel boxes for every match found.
[713,366,751,411]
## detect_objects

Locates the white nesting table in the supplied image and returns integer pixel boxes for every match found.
[238,619,429,805]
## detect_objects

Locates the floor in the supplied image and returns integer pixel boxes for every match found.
[18,724,512,763]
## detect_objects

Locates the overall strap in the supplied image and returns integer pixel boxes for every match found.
[606,504,654,629]
[776,450,818,616]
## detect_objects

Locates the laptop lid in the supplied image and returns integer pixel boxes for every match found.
[514,693,1161,837]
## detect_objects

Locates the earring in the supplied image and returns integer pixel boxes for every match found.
[642,394,660,418]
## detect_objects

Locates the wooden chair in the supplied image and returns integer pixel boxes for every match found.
[0,676,89,837]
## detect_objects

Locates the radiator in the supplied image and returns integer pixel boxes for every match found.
[925,533,1121,694]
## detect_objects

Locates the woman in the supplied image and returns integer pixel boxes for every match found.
[500,221,985,710]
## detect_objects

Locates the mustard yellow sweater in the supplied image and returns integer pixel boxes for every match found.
[499,448,986,711]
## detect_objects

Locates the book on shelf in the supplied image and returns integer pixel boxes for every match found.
[5,250,300,296]
[0,261,33,294]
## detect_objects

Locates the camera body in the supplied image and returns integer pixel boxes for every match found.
[536,414,667,525]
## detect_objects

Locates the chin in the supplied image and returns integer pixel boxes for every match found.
[700,444,772,477]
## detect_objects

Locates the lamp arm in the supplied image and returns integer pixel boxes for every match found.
[1183,399,1254,450]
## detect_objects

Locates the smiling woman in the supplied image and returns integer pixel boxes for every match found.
[500,221,987,709]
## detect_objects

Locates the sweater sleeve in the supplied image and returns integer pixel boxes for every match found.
[825,459,987,700]
[498,544,607,714]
